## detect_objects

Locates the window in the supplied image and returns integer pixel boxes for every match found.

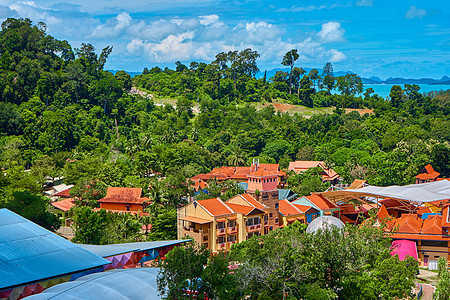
[422,240,448,247]
[228,220,236,227]
[275,203,279,209]
[125,205,131,211]
[275,218,279,224]
[247,217,261,226]
[228,235,236,242]
[218,236,226,244]
[217,221,225,229]
[269,213,273,218]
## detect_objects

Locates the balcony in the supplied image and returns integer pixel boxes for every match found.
[217,243,227,251]
[247,224,262,232]
[182,227,210,244]
[228,241,237,248]
[216,228,226,236]
[264,220,269,227]
[227,226,237,234]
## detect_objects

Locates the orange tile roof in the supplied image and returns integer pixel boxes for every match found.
[294,204,319,214]
[288,161,339,181]
[377,204,390,220]
[226,203,261,215]
[306,194,337,210]
[394,214,423,234]
[421,215,443,235]
[416,206,433,215]
[238,194,268,210]
[416,164,440,180]
[248,168,278,177]
[51,198,75,212]
[279,199,302,216]
[442,205,450,228]
[54,188,71,198]
[190,164,285,182]
[197,198,234,216]
[98,187,149,204]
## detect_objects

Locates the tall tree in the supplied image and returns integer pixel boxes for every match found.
[281,49,299,94]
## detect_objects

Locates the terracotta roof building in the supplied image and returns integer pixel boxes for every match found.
[416,164,441,184]
[288,161,340,183]
[98,187,150,213]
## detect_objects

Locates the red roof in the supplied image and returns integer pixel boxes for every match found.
[197,198,234,216]
[416,164,440,180]
[51,198,75,212]
[442,205,450,228]
[237,194,267,210]
[294,204,319,214]
[394,214,423,234]
[226,203,261,215]
[190,164,285,182]
[288,161,339,181]
[98,187,149,204]
[54,188,71,198]
[421,215,443,235]
[306,194,337,210]
[279,199,302,216]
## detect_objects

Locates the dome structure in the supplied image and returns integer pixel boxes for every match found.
[306,216,345,234]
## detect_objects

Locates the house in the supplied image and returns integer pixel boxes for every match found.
[177,197,265,252]
[189,160,286,192]
[416,164,441,184]
[44,184,74,200]
[97,187,150,213]
[293,194,340,217]
[288,161,340,183]
[278,199,320,225]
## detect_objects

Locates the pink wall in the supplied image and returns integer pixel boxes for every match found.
[247,176,278,192]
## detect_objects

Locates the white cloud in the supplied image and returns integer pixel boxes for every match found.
[356,0,373,7]
[328,49,347,62]
[317,21,345,43]
[90,12,131,39]
[198,14,219,26]
[9,1,61,25]
[405,6,427,19]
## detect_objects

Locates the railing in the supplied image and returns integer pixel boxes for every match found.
[228,241,237,248]
[217,228,226,236]
[247,224,262,232]
[217,243,227,250]
[264,220,269,227]
[255,224,262,230]
[227,226,237,234]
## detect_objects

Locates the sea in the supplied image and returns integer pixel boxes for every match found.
[361,84,450,99]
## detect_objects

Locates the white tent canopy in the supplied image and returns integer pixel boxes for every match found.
[321,180,450,203]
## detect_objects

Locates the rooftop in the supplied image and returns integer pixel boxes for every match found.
[98,187,150,205]
[0,209,109,290]
[196,198,234,216]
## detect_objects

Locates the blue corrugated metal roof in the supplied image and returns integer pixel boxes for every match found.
[78,240,189,257]
[0,209,110,290]
[26,268,161,300]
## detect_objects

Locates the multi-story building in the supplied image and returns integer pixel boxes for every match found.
[178,162,319,251]
[177,197,265,252]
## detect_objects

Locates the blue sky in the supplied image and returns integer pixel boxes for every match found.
[1,0,449,79]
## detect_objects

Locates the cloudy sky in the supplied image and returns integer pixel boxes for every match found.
[1,0,449,79]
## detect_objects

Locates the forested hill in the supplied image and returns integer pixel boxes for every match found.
[0,18,449,230]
